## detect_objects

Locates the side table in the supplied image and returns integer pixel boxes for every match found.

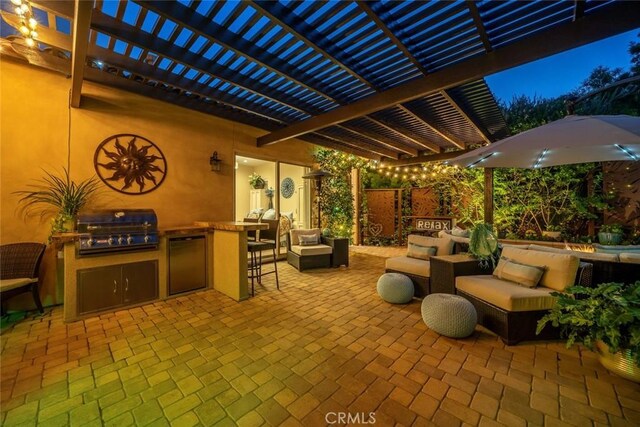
[430,255,491,294]
[323,237,349,267]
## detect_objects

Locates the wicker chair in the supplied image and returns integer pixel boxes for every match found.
[0,243,46,315]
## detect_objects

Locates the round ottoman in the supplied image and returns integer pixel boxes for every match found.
[421,294,477,338]
[377,273,414,304]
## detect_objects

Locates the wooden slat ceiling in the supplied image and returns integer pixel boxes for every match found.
[1,0,638,163]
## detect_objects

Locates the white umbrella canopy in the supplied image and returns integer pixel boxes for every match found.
[448,115,640,169]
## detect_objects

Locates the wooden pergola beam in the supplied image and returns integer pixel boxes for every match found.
[248,0,374,91]
[439,91,492,144]
[574,0,586,21]
[315,130,399,160]
[337,123,419,157]
[364,116,441,153]
[69,0,93,108]
[467,1,493,53]
[396,104,465,150]
[299,134,381,161]
[257,1,640,146]
[379,149,473,167]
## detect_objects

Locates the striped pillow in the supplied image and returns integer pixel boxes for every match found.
[494,257,545,288]
[298,234,319,246]
[407,243,437,260]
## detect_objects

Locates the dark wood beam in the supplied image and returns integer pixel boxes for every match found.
[257,1,640,145]
[439,90,492,144]
[396,104,465,150]
[90,11,315,116]
[378,149,473,167]
[136,1,339,104]
[31,0,74,19]
[69,0,92,107]
[299,134,380,161]
[466,1,492,52]
[83,67,281,131]
[315,130,399,160]
[337,124,419,157]
[364,116,442,153]
[484,168,494,225]
[355,1,428,75]
[248,0,374,90]
[574,0,586,21]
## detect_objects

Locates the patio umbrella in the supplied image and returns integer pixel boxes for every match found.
[448,115,640,169]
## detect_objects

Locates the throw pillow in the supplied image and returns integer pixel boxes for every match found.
[494,257,545,288]
[451,226,470,237]
[407,243,437,260]
[298,234,319,246]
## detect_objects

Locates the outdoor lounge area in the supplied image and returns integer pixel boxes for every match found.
[1,0,640,426]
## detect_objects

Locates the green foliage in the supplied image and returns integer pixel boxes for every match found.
[315,149,376,240]
[600,223,624,234]
[468,223,499,269]
[537,282,640,366]
[248,173,265,189]
[15,168,99,219]
[15,168,100,240]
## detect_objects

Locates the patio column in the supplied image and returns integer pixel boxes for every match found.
[484,168,494,225]
[352,168,361,245]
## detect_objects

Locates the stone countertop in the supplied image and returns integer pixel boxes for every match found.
[159,226,210,236]
[194,221,269,231]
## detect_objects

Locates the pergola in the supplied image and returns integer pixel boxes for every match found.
[1,1,638,164]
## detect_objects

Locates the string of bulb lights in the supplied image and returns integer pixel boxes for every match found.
[11,0,38,47]
[323,150,459,181]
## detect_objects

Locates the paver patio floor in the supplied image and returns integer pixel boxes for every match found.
[1,251,639,426]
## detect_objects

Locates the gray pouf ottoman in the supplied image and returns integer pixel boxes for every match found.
[421,293,477,338]
[377,273,414,304]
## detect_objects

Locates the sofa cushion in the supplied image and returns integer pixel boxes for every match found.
[500,247,579,291]
[620,253,640,264]
[493,258,545,288]
[456,275,558,312]
[408,234,454,256]
[290,228,321,246]
[593,244,640,254]
[385,256,430,278]
[438,230,470,244]
[290,244,332,256]
[407,243,437,260]
[527,244,620,262]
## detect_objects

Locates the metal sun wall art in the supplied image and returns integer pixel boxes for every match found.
[94,134,167,195]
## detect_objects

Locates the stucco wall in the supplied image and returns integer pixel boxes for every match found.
[1,59,315,244]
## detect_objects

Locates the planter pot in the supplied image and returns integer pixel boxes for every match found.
[251,183,265,190]
[542,231,562,240]
[598,232,622,245]
[596,341,640,383]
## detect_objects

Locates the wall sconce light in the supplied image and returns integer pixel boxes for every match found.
[209,151,222,172]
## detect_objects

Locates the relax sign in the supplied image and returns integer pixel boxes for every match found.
[414,217,452,231]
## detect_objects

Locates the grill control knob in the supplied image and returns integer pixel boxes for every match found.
[107,237,114,245]
[126,235,134,244]
[144,235,151,243]
[87,239,95,247]
[117,236,124,244]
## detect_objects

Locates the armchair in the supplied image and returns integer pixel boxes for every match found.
[0,243,46,315]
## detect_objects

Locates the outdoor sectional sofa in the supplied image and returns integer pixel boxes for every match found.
[455,246,593,345]
[384,234,455,297]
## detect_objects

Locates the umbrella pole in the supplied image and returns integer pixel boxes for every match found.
[484,168,494,225]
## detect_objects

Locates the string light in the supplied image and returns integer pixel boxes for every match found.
[12,0,38,48]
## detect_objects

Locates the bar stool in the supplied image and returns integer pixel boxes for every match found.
[247,219,280,296]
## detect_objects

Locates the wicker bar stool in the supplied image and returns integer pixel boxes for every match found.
[247,219,280,296]
[0,243,46,315]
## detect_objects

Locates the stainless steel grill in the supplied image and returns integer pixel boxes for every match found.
[76,209,159,256]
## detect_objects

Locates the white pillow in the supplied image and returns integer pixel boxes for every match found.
[298,234,319,246]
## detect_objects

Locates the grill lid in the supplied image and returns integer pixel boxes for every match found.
[77,209,157,233]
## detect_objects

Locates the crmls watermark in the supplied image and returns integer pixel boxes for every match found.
[325,412,376,424]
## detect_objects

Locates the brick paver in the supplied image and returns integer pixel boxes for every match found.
[1,249,639,425]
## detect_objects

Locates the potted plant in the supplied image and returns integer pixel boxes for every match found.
[469,223,499,269]
[248,173,266,189]
[537,281,640,382]
[598,224,624,245]
[542,225,563,241]
[15,168,100,237]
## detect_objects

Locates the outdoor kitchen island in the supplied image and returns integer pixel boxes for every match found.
[55,221,267,322]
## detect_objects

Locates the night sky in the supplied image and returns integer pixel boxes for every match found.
[486,29,639,103]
